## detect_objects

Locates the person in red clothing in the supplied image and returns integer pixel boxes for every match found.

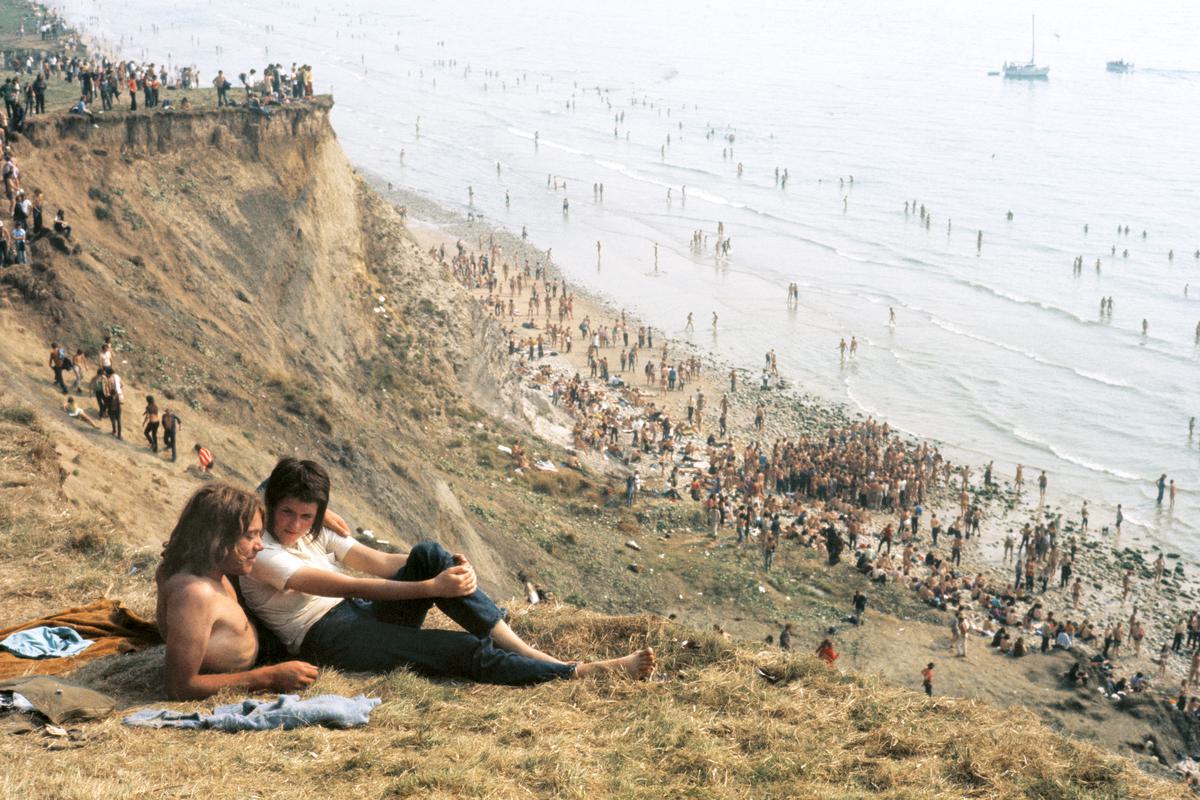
[194,443,214,472]
[922,662,935,696]
[815,638,838,666]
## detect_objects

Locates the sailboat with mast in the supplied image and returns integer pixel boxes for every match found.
[1003,15,1050,80]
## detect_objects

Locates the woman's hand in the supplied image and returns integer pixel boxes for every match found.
[430,564,477,598]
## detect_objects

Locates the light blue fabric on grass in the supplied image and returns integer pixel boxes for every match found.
[123,694,381,731]
[0,626,93,659]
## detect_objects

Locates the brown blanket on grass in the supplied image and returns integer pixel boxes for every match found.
[0,600,160,680]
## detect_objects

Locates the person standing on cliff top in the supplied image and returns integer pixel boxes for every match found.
[214,71,230,107]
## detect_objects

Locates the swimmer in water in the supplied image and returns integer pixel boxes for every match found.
[889,307,896,325]
[1142,319,1148,335]
[712,312,718,333]
[849,336,858,356]
[976,230,983,252]
[838,338,847,360]
[685,312,694,332]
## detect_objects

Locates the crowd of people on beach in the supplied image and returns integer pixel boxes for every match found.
[430,225,1200,764]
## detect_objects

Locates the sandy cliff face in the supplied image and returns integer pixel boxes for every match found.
[0,100,524,593]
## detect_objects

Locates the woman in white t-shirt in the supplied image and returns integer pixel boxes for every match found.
[240,458,654,684]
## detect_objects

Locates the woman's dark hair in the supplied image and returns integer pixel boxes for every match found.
[160,484,261,578]
[263,457,330,538]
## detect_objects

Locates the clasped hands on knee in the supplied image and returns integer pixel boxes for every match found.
[431,555,476,597]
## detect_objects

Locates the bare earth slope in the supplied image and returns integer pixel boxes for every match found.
[1,99,527,593]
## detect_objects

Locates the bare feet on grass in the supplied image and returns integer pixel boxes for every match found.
[574,648,656,679]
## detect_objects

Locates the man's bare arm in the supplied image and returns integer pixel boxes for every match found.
[339,542,408,578]
[323,509,352,537]
[163,580,318,700]
[285,561,476,602]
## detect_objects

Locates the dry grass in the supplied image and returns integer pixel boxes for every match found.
[0,404,156,622]
[0,605,1183,800]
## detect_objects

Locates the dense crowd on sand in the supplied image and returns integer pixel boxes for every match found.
[432,229,1200,782]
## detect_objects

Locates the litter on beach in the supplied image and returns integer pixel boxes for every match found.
[497,445,513,454]
[534,460,558,472]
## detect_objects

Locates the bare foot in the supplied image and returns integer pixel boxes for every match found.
[574,648,655,680]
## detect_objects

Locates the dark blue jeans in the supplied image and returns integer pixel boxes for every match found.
[299,541,575,686]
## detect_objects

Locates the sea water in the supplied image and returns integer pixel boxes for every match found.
[55,0,1200,551]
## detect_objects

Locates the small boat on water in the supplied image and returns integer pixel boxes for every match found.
[1106,59,1134,73]
[1003,15,1049,80]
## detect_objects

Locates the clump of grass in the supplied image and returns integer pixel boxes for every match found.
[0,405,35,424]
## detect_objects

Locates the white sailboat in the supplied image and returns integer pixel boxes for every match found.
[1003,15,1050,80]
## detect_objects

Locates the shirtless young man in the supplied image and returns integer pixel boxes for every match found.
[155,484,319,700]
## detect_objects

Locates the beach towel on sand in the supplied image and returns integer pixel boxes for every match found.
[124,694,381,732]
[0,600,160,680]
[0,626,93,659]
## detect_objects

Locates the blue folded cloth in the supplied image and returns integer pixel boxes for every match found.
[0,626,93,659]
[123,694,381,731]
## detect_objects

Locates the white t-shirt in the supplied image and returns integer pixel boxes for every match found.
[240,528,356,654]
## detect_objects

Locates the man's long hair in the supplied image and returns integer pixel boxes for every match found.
[263,458,329,538]
[160,484,262,578]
